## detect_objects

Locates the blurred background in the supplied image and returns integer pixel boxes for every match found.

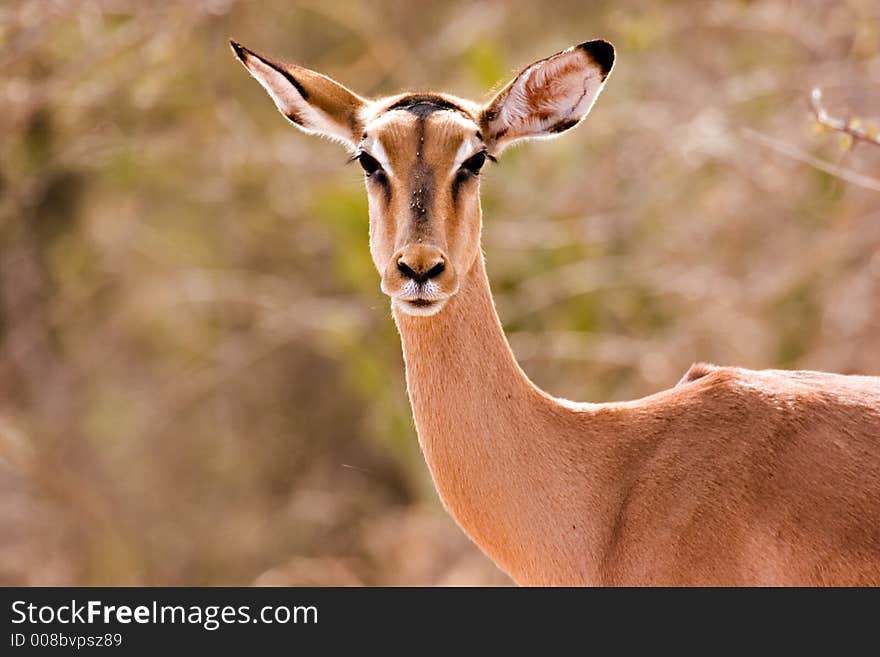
[1,0,878,586]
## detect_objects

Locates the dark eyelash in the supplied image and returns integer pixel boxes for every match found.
[353,151,383,175]
[477,148,497,164]
[461,149,492,175]
[349,149,496,173]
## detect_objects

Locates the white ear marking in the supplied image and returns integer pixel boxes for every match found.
[230,40,366,148]
[482,40,614,153]
[243,55,326,127]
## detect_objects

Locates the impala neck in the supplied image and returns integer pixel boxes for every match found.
[392,254,609,583]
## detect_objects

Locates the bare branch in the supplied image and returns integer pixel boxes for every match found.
[741,127,880,193]
[810,88,880,147]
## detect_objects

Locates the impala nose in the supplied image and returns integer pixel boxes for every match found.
[396,246,446,284]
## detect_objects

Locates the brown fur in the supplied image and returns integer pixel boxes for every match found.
[398,259,880,585]
[233,39,880,586]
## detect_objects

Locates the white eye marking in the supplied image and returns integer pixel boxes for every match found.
[453,140,473,169]
[451,139,484,175]
[372,140,393,176]
[443,112,483,174]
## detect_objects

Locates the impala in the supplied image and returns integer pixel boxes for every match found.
[231,38,880,585]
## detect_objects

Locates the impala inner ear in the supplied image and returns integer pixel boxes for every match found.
[481,40,615,154]
[230,40,368,148]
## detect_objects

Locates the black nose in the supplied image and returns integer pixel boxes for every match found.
[397,258,445,285]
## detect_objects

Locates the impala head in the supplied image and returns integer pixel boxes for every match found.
[231,39,614,316]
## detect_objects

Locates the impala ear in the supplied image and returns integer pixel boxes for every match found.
[230,40,367,149]
[480,40,614,154]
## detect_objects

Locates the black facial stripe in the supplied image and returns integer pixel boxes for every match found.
[451,171,466,207]
[410,117,433,225]
[409,160,435,225]
[376,174,392,205]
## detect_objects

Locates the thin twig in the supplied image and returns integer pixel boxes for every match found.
[741,127,880,193]
[810,87,880,147]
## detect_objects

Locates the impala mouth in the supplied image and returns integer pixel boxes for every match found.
[394,296,448,317]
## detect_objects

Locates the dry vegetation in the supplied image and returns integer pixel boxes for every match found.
[1,0,878,585]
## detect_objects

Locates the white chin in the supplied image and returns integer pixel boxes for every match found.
[394,297,448,317]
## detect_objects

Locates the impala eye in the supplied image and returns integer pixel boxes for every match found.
[357,152,382,176]
[461,150,487,175]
